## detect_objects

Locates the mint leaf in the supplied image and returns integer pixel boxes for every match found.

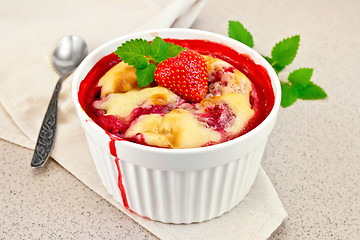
[115,39,150,68]
[297,82,327,100]
[167,42,185,58]
[228,20,254,48]
[281,83,299,107]
[136,64,156,88]
[149,36,168,62]
[288,68,313,88]
[271,35,300,67]
[264,56,285,74]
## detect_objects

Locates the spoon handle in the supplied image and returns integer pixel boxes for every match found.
[31,77,64,168]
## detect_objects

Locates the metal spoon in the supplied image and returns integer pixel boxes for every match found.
[31,35,88,168]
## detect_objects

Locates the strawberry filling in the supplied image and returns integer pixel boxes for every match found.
[197,103,235,132]
[208,66,236,84]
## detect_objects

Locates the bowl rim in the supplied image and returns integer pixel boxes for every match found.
[72,28,281,155]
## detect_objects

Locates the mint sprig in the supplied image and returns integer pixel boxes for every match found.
[114,36,185,87]
[228,20,327,108]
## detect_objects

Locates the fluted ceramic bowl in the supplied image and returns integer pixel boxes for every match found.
[72,28,281,224]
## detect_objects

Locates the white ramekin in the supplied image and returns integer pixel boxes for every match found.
[72,29,281,224]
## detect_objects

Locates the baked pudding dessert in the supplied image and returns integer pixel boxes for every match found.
[73,29,281,223]
[78,38,275,149]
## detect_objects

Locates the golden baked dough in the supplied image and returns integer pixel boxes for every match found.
[124,110,222,149]
[94,86,180,118]
[98,61,138,98]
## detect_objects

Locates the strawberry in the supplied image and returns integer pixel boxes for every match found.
[154,50,208,102]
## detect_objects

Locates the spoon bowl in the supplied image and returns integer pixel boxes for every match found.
[53,35,88,76]
[31,35,88,168]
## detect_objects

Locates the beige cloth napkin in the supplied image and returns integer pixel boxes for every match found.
[0,0,287,239]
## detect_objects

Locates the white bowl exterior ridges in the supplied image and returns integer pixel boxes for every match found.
[72,28,281,223]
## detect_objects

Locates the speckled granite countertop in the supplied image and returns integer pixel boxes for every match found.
[1,0,360,239]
